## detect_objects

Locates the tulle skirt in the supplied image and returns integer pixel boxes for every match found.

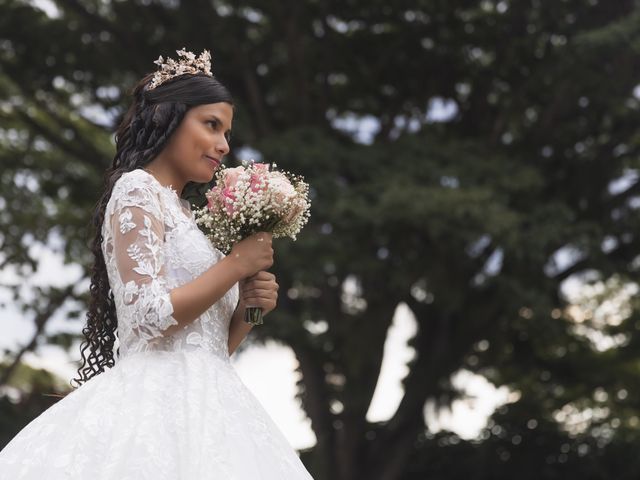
[0,349,314,479]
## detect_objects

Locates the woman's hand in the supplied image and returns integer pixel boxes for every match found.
[229,232,274,278]
[239,271,279,317]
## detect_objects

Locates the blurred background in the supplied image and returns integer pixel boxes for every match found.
[1,0,640,478]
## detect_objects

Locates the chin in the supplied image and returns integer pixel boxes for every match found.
[192,168,215,184]
[192,174,214,185]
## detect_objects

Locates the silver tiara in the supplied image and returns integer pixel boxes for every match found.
[147,48,213,91]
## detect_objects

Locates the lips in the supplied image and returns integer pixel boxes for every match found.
[204,155,220,168]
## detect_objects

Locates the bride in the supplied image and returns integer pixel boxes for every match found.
[0,48,315,479]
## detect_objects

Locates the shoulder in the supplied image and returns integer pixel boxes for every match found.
[108,169,165,218]
[114,168,159,194]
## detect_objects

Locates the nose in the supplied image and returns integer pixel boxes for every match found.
[216,136,230,156]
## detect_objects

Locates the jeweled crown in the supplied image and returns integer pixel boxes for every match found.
[147,48,213,91]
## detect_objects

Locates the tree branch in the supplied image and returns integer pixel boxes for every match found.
[0,285,75,387]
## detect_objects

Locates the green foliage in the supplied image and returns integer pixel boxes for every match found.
[1,0,640,478]
[0,360,69,448]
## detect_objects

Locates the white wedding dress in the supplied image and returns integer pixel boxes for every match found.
[0,168,314,479]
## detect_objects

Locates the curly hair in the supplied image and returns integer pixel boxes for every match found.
[69,71,234,389]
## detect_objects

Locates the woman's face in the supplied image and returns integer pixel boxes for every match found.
[160,102,233,184]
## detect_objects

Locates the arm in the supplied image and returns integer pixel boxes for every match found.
[228,301,252,356]
[171,246,277,340]
[165,255,245,336]
[110,178,273,341]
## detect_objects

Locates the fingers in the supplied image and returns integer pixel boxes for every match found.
[244,281,278,293]
[242,270,280,314]
[242,286,277,297]
[245,271,276,282]
[242,288,277,313]
[254,231,273,244]
[241,271,278,315]
[245,271,277,284]
[242,279,278,292]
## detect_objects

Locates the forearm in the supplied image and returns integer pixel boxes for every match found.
[228,302,253,356]
[163,255,245,336]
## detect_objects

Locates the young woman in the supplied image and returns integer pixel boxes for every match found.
[0,49,314,479]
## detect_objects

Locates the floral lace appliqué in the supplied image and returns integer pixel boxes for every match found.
[119,208,136,234]
[100,169,239,359]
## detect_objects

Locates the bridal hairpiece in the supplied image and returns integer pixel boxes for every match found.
[147,48,213,90]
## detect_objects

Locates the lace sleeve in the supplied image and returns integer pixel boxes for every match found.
[109,177,179,341]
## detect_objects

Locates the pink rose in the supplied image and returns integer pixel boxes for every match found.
[223,166,244,189]
[221,187,236,215]
[253,163,269,173]
[219,167,245,215]
[268,172,297,204]
[249,163,270,193]
[284,197,306,224]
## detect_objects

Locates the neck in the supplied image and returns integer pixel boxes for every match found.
[142,160,186,194]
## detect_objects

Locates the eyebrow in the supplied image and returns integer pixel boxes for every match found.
[207,114,232,134]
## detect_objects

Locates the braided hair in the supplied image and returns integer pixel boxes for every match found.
[70,72,234,388]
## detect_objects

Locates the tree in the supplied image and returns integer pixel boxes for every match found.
[1,1,639,478]
[0,360,68,449]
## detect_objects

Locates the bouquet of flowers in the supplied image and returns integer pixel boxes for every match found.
[194,160,311,325]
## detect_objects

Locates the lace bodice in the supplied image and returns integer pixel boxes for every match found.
[102,168,239,361]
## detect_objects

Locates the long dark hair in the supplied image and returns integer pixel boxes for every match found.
[70,71,234,388]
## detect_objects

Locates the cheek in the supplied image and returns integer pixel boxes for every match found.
[164,126,191,156]
[193,126,215,151]
[172,120,207,154]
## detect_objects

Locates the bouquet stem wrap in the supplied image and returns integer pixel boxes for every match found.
[245,306,264,326]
